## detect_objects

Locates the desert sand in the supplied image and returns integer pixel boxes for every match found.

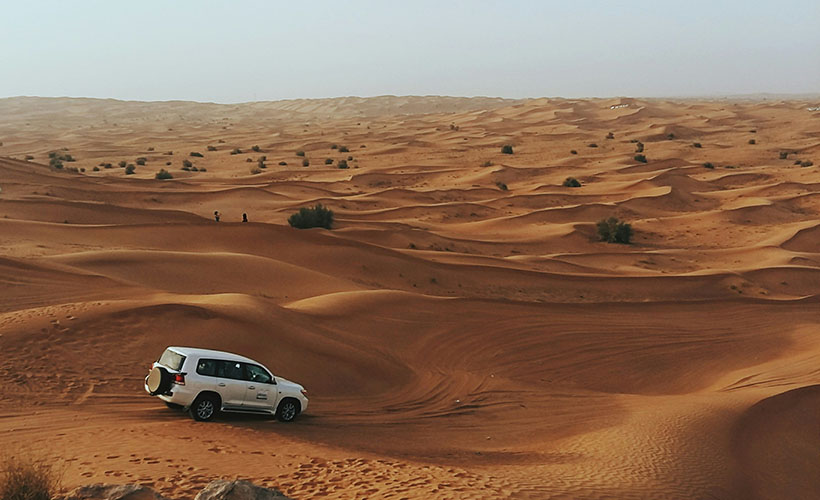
[0,95,818,499]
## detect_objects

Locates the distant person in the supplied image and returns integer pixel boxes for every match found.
[214,210,220,222]
[242,213,248,223]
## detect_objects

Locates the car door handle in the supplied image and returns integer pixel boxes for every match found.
[218,383,226,387]
[248,385,255,390]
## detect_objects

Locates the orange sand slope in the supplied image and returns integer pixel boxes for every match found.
[0,96,819,500]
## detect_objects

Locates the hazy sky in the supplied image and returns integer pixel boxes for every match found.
[2,0,819,103]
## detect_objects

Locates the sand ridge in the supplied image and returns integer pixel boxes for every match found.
[0,96,819,499]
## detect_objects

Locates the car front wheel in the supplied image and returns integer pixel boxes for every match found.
[189,394,219,422]
[276,399,299,422]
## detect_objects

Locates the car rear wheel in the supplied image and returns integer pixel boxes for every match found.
[189,394,219,422]
[276,399,299,422]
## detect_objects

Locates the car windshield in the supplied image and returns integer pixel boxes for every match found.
[158,349,186,371]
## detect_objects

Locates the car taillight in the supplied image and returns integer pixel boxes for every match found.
[173,373,185,385]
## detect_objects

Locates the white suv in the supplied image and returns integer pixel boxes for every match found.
[144,347,308,422]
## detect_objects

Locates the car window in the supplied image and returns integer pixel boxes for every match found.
[196,358,218,377]
[159,349,186,371]
[244,364,272,384]
[217,360,244,380]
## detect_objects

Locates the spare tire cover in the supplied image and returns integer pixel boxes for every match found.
[147,366,172,395]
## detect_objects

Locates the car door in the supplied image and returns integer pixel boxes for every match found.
[241,363,277,410]
[215,360,247,408]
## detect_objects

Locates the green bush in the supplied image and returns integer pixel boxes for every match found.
[496,181,508,191]
[296,150,305,157]
[606,132,614,139]
[563,177,581,187]
[634,154,647,163]
[693,142,702,148]
[666,133,675,140]
[703,162,715,169]
[338,159,349,169]
[596,217,632,244]
[92,166,100,171]
[230,148,242,155]
[136,157,147,165]
[302,159,310,167]
[588,143,598,148]
[325,158,333,165]
[155,169,173,179]
[339,146,350,153]
[748,139,756,145]
[125,165,136,175]
[0,455,61,500]
[190,152,204,157]
[501,145,514,154]
[288,203,334,229]
[118,160,127,168]
[207,145,217,151]
[635,142,644,153]
[331,144,338,150]
[279,161,287,166]
[251,145,261,152]
[182,159,193,168]
[801,160,814,167]
[570,150,578,155]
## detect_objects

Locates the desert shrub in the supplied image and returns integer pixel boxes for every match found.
[258,159,266,169]
[666,133,675,140]
[0,455,61,500]
[191,166,198,172]
[779,151,789,159]
[801,160,814,167]
[164,151,173,155]
[325,158,333,165]
[339,146,350,153]
[481,160,494,167]
[347,155,353,161]
[748,139,756,145]
[64,154,75,162]
[49,158,63,169]
[635,142,644,153]
[104,163,113,169]
[230,148,241,155]
[181,165,191,171]
[606,132,614,139]
[693,142,702,148]
[794,160,803,165]
[182,159,193,168]
[703,162,715,169]
[360,144,366,148]
[338,159,349,169]
[80,167,85,172]
[207,145,217,151]
[288,203,334,229]
[496,181,508,191]
[199,167,207,172]
[634,154,647,163]
[302,159,310,167]
[246,158,253,163]
[251,145,261,152]
[588,143,598,148]
[563,177,581,187]
[295,150,305,157]
[279,161,287,165]
[118,160,127,168]
[259,155,266,161]
[331,144,338,150]
[501,144,514,154]
[125,164,136,174]
[596,217,632,244]
[165,161,171,166]
[629,139,639,143]
[155,169,173,179]
[190,152,204,157]
[136,157,146,165]
[25,155,34,161]
[92,166,100,172]
[147,147,155,151]
[570,150,578,155]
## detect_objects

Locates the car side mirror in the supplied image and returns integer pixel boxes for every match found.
[271,378,277,385]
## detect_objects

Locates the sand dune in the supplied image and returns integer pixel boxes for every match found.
[0,96,819,499]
